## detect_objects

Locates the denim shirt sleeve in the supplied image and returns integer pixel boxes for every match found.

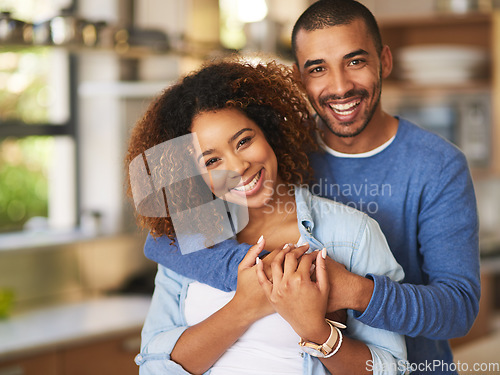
[346,216,408,375]
[135,265,207,375]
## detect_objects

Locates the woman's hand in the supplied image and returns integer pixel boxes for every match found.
[231,236,274,321]
[256,247,331,342]
[260,242,311,281]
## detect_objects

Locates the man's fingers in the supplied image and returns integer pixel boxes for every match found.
[290,243,310,258]
[256,259,273,297]
[270,245,287,284]
[239,235,265,270]
[296,251,316,276]
[315,248,329,291]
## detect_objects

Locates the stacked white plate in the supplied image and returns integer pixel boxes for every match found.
[397,45,489,84]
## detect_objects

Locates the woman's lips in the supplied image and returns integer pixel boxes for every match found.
[231,169,264,196]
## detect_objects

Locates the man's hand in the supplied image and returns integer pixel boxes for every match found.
[323,256,374,313]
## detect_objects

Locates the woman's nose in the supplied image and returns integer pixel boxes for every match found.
[226,153,250,177]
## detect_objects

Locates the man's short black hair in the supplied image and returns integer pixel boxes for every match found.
[291,0,383,62]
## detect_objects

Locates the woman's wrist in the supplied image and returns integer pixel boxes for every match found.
[228,294,267,325]
[299,319,332,345]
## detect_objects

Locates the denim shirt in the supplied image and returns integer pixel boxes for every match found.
[135,186,408,375]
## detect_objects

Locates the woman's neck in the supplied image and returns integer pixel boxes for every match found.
[237,184,300,250]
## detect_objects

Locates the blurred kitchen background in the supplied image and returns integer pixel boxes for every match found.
[1,0,500,374]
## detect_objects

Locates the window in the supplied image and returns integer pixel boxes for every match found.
[0,0,76,236]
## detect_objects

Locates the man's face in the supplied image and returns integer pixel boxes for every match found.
[294,19,391,139]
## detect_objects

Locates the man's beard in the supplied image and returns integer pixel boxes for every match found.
[317,74,382,138]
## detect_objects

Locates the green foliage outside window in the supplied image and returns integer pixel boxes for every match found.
[0,137,51,232]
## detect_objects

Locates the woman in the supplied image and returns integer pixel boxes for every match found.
[126,59,407,375]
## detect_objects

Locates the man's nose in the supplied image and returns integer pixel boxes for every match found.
[326,69,355,98]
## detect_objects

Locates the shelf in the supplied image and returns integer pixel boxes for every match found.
[378,12,492,28]
[379,12,493,50]
[378,11,500,175]
[384,79,491,93]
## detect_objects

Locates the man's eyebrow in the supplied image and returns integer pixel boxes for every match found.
[302,49,368,70]
[303,59,325,70]
[344,49,369,60]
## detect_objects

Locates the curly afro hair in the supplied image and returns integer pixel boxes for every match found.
[125,59,317,242]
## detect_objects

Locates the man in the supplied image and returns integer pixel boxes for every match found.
[144,1,480,374]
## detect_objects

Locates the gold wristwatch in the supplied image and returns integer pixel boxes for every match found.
[298,319,346,358]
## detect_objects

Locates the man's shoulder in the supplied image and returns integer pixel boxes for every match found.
[398,118,464,160]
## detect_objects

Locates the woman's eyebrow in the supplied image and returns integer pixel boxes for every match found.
[229,128,254,143]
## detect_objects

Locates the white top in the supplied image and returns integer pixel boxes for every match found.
[318,134,396,158]
[185,282,304,374]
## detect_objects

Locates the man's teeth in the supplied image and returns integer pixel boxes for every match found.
[329,101,360,115]
[233,171,261,192]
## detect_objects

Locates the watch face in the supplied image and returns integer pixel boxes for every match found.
[299,344,326,358]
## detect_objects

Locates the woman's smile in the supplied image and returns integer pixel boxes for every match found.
[231,169,264,196]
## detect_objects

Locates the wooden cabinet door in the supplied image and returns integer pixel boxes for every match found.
[0,351,59,375]
[60,332,141,375]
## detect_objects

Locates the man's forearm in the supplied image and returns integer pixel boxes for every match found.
[144,234,249,291]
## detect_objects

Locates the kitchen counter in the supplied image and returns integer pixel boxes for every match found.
[0,295,151,361]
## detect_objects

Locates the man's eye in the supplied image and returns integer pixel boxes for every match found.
[349,59,366,66]
[309,66,324,74]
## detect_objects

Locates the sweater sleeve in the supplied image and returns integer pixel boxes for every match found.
[356,152,480,339]
[144,234,250,292]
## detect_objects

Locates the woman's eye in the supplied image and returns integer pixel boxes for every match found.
[237,136,252,149]
[205,157,219,167]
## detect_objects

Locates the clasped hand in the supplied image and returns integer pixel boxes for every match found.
[235,239,348,330]
[256,244,331,340]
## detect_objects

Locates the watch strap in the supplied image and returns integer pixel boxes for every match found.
[298,319,345,357]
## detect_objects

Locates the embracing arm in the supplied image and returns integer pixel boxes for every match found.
[144,235,250,291]
[326,153,480,339]
[359,154,479,339]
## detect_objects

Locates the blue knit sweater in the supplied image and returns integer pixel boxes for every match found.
[144,118,480,374]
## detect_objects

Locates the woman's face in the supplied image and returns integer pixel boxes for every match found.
[191,108,280,208]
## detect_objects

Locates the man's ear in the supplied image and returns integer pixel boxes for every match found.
[292,63,302,82]
[380,45,393,79]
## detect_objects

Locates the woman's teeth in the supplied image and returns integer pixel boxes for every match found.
[329,100,360,115]
[233,170,261,192]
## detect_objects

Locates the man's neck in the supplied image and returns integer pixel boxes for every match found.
[320,111,399,154]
